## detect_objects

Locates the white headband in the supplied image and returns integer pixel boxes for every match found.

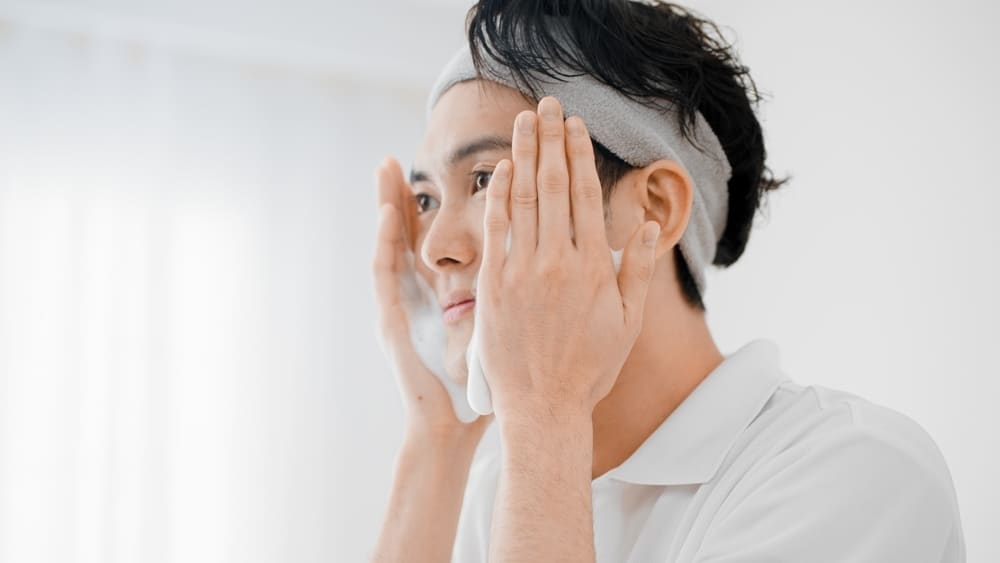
[426,42,732,294]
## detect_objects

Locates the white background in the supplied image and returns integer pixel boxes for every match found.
[0,0,997,561]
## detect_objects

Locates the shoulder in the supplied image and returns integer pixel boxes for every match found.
[759,382,956,485]
[700,382,965,562]
[743,381,961,512]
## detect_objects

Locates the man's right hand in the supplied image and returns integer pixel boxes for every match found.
[370,157,492,563]
[372,156,492,441]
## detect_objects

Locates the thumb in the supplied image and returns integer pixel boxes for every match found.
[617,221,660,330]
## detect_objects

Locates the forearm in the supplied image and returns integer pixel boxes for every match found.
[371,429,482,563]
[490,411,595,562]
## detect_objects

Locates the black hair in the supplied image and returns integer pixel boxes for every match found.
[466,0,789,311]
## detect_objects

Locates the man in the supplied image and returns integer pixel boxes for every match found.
[370,1,965,561]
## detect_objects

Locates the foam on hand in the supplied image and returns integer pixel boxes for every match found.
[464,230,625,416]
[398,250,480,423]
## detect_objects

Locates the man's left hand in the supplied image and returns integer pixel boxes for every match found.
[477,96,662,427]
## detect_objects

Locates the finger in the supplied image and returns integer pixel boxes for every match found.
[374,203,429,368]
[535,97,570,256]
[509,110,538,263]
[482,159,513,279]
[617,221,660,332]
[373,203,405,316]
[565,116,609,253]
[376,157,414,247]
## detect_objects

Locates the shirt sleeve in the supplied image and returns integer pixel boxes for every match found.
[693,425,965,563]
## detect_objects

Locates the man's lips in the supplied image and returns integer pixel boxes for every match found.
[441,288,475,311]
[443,299,475,324]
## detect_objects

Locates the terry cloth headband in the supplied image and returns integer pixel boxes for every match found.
[425,42,732,295]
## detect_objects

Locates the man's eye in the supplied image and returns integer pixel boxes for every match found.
[473,170,493,193]
[414,192,439,214]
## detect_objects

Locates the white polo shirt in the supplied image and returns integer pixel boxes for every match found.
[452,338,965,562]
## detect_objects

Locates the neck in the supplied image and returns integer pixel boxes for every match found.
[590,285,723,480]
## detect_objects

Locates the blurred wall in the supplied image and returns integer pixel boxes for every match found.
[0,1,997,562]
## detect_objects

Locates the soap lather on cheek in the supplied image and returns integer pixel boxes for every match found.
[399,249,480,423]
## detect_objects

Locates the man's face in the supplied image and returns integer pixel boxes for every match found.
[410,80,641,386]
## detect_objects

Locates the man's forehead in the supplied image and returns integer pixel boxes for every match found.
[423,82,530,144]
[434,79,534,116]
[412,80,532,179]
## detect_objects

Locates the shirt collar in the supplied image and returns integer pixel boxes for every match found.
[604,338,790,486]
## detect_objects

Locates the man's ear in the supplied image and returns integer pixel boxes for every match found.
[634,159,694,259]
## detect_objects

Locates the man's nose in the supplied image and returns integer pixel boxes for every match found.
[420,205,478,274]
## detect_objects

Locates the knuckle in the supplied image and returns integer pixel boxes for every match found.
[636,261,653,282]
[514,141,536,157]
[484,215,507,234]
[538,172,567,194]
[539,259,566,282]
[502,268,526,296]
[577,180,603,202]
[567,136,591,155]
[538,180,566,195]
[511,189,538,208]
[539,126,563,140]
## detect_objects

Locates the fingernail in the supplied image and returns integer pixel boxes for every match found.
[566,116,585,137]
[539,97,561,119]
[518,112,536,134]
[643,223,660,247]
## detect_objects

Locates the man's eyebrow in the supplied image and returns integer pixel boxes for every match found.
[409,135,512,185]
[410,170,429,185]
[447,135,511,167]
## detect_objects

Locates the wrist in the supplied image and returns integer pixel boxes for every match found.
[495,395,591,433]
[498,409,593,486]
[402,419,488,457]
[497,403,593,453]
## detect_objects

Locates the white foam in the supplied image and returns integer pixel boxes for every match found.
[399,250,479,423]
